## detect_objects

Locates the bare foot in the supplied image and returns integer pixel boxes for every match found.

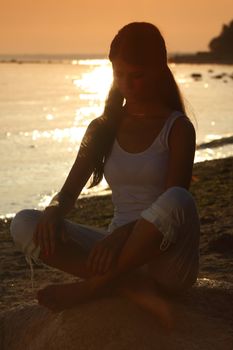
[36,278,116,312]
[115,278,175,332]
[37,281,95,312]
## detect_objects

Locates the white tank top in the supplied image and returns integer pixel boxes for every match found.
[103,110,188,233]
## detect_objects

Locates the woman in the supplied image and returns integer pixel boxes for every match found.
[10,22,200,314]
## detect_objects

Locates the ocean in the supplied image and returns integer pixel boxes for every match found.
[0,58,232,217]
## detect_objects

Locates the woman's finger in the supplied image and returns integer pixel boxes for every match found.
[86,245,98,273]
[42,226,51,256]
[38,225,45,254]
[49,226,56,255]
[60,223,68,243]
[97,248,110,274]
[88,247,100,275]
[91,245,105,275]
[37,286,57,311]
[33,223,39,247]
[103,251,114,273]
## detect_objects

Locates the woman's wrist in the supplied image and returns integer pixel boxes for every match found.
[44,204,63,218]
[112,220,137,240]
[45,192,74,218]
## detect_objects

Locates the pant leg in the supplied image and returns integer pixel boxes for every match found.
[141,186,201,293]
[10,209,108,263]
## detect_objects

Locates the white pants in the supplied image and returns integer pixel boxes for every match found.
[10,187,200,294]
[140,187,200,293]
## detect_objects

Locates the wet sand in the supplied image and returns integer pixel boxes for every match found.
[0,156,232,319]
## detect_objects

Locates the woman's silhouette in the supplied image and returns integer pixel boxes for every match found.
[10,22,200,319]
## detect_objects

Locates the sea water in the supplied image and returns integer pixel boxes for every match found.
[0,58,232,217]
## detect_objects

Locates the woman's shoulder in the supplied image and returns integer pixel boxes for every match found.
[168,114,196,149]
[170,111,195,132]
[87,115,105,128]
[79,116,107,156]
[85,115,108,136]
[174,114,195,132]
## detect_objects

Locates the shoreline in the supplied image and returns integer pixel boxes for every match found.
[0,53,233,65]
[169,52,233,65]
[0,156,232,312]
[1,140,233,220]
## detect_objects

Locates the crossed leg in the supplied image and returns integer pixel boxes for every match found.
[37,219,174,329]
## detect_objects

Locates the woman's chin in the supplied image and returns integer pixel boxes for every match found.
[125,95,144,103]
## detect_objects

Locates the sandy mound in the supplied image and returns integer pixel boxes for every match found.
[1,279,233,350]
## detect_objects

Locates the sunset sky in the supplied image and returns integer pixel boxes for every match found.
[1,0,232,55]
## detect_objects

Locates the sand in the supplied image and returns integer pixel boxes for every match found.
[0,156,233,349]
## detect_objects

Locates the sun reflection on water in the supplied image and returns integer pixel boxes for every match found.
[78,59,109,66]
[205,134,222,141]
[35,59,113,146]
[194,145,233,163]
[197,277,233,289]
[73,60,113,101]
[38,182,111,210]
[18,127,87,145]
[30,127,86,143]
[74,106,104,127]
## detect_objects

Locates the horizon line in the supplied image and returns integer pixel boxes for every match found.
[0,51,201,58]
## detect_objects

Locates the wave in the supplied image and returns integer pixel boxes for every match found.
[196,136,233,150]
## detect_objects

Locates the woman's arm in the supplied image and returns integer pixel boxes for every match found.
[87,220,138,275]
[46,117,102,217]
[33,118,102,255]
[165,117,196,190]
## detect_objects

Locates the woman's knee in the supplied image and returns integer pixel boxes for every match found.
[140,186,199,252]
[163,186,195,208]
[145,186,197,223]
[159,186,198,222]
[10,209,42,253]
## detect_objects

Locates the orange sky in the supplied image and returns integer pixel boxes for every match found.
[1,0,232,55]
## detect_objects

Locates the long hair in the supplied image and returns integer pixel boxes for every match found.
[87,22,188,188]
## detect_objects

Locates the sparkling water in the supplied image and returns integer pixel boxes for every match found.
[0,59,232,217]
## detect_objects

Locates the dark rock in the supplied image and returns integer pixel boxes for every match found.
[208,233,233,253]
[212,74,224,79]
[191,73,202,80]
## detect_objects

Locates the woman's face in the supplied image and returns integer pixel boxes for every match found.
[112,57,160,102]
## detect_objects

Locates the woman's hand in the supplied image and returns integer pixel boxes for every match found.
[86,221,136,276]
[86,234,122,276]
[33,206,67,257]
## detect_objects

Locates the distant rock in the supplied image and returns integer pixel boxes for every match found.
[191,73,202,80]
[212,73,225,79]
[209,20,233,57]
[170,19,233,64]
[208,233,233,253]
[196,135,233,150]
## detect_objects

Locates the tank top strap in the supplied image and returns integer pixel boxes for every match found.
[159,110,188,149]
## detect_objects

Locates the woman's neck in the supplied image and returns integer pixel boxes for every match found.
[123,101,170,119]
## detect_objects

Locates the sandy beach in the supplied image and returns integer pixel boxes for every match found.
[0,156,233,349]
